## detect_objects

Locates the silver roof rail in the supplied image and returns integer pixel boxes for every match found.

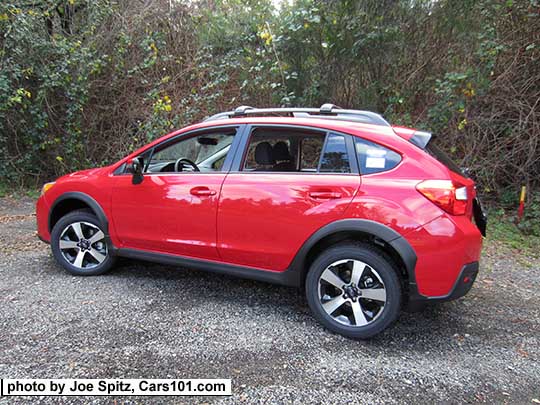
[204,104,390,127]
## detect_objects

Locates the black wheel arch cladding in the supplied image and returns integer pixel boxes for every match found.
[289,219,417,287]
[49,192,109,235]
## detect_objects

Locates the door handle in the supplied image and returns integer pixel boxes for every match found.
[190,187,217,197]
[308,191,342,199]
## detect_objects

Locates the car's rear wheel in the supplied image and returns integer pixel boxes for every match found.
[306,243,402,339]
[51,210,115,276]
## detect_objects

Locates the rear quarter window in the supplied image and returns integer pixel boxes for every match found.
[355,138,401,175]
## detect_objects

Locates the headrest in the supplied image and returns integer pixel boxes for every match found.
[273,141,291,161]
[254,142,275,165]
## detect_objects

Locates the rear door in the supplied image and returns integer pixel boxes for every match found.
[216,125,360,271]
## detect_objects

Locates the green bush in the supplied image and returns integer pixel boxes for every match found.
[0,0,538,203]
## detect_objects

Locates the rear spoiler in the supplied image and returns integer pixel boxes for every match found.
[394,126,473,180]
[409,131,432,149]
[392,126,433,149]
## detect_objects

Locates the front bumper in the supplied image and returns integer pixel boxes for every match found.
[36,195,51,243]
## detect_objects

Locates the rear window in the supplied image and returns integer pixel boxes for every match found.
[426,142,464,176]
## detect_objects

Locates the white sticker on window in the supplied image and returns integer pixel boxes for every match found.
[365,157,386,168]
[366,148,387,157]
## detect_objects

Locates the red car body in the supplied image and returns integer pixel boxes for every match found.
[37,115,484,306]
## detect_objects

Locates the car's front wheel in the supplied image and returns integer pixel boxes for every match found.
[306,243,402,339]
[51,210,115,276]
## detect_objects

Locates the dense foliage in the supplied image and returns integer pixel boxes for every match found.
[0,0,539,203]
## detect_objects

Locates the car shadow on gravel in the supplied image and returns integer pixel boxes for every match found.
[110,258,307,309]
[36,250,516,356]
[104,258,470,346]
[36,252,476,348]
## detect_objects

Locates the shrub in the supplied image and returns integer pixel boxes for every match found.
[0,0,538,203]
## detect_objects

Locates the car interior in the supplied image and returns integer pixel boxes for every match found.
[133,127,349,174]
[142,131,236,174]
[244,129,325,172]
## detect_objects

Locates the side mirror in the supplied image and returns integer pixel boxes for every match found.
[126,157,144,185]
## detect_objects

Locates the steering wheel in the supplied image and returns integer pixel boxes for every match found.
[174,158,200,172]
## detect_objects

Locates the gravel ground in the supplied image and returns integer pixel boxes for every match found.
[0,196,539,404]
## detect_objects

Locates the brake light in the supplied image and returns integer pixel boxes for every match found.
[416,180,468,215]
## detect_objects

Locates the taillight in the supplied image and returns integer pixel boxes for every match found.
[416,180,468,215]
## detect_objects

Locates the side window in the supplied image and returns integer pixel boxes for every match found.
[320,134,350,173]
[243,128,326,172]
[144,129,237,173]
[355,138,401,175]
[242,128,351,174]
[244,130,293,171]
[300,136,324,171]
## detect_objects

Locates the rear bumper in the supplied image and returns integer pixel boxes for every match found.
[437,262,479,302]
[403,213,483,297]
[408,262,479,308]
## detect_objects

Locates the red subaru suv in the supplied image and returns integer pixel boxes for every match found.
[36,104,486,339]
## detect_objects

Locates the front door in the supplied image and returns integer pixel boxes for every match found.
[217,126,360,271]
[111,126,240,260]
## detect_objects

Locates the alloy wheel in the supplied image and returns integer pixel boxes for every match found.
[58,221,107,269]
[317,259,387,327]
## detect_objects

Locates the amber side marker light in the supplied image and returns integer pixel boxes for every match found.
[41,182,56,196]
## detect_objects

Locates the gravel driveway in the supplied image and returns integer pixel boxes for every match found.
[1,196,539,404]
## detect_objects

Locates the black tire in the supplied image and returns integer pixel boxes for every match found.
[305,242,402,339]
[51,210,116,276]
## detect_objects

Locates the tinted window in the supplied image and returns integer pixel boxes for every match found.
[320,134,350,173]
[355,138,401,174]
[426,142,464,176]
